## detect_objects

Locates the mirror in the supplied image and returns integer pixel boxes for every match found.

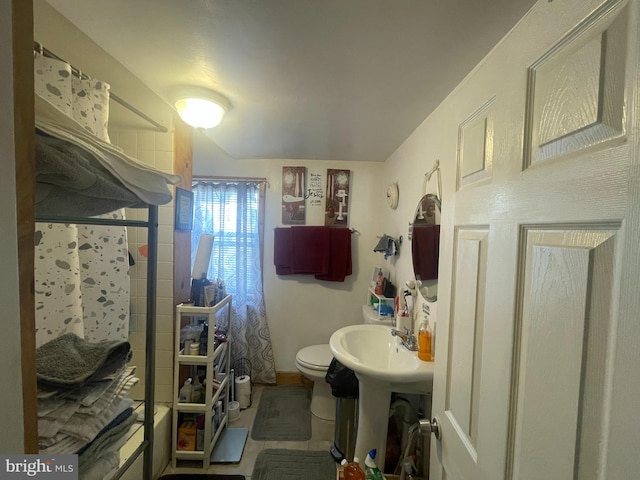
[411,193,441,302]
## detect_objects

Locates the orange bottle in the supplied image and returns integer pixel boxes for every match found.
[418,319,434,361]
[344,457,365,480]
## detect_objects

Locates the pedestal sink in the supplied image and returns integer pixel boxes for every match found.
[329,324,434,468]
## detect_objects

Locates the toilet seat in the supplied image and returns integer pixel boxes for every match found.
[296,344,332,370]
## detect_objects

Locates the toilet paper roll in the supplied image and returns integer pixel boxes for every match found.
[192,234,214,279]
[235,375,251,409]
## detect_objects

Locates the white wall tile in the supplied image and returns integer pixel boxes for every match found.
[155,131,173,152]
[155,151,173,173]
[138,132,155,151]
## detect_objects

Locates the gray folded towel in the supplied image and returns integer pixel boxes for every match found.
[36,333,131,388]
[35,132,147,216]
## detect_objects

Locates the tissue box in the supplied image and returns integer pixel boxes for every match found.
[177,421,197,451]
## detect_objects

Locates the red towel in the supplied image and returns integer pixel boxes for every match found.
[274,228,292,275]
[411,225,440,281]
[291,226,331,274]
[315,227,352,282]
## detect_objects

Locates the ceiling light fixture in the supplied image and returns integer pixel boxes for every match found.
[173,86,231,129]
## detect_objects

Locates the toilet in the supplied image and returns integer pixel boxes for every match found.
[296,344,335,420]
[295,310,395,421]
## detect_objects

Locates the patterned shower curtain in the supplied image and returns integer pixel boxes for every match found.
[34,53,130,346]
[192,181,276,384]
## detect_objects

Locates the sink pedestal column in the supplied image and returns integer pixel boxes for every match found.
[354,376,392,470]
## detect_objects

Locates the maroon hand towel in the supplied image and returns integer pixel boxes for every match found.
[315,227,352,282]
[291,226,331,274]
[274,227,293,275]
[411,224,440,281]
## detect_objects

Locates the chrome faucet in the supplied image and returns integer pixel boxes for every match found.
[391,327,419,351]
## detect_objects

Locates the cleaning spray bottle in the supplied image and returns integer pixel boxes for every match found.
[179,378,193,403]
[364,449,385,480]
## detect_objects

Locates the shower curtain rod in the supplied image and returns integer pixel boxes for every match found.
[34,42,168,133]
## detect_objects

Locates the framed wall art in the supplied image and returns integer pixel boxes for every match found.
[174,187,194,231]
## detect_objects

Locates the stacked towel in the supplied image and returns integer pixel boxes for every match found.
[36,333,139,476]
[274,226,352,282]
[35,93,182,211]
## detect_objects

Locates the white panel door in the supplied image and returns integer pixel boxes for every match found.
[431,0,640,479]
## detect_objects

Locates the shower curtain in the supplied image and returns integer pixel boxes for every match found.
[34,53,130,346]
[192,181,277,384]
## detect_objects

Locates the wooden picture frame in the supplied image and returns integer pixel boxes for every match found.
[174,187,194,231]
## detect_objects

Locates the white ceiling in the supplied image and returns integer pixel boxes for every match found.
[46,0,537,162]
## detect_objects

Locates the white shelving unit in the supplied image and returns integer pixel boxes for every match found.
[172,295,232,469]
[362,286,395,323]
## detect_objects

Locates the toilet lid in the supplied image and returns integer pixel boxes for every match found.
[296,344,332,370]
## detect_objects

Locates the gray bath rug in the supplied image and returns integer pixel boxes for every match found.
[251,386,312,441]
[252,449,336,480]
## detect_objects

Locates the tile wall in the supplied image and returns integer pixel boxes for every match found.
[111,129,176,403]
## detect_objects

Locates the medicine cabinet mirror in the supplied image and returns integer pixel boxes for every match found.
[410,193,441,302]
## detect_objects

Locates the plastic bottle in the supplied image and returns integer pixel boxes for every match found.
[344,456,365,480]
[179,378,193,403]
[191,376,204,403]
[418,319,434,361]
[364,449,385,480]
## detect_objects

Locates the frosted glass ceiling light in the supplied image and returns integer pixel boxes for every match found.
[174,87,230,129]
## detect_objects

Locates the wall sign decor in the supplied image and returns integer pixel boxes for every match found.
[307,173,324,206]
[282,166,306,224]
[325,169,351,227]
[174,187,194,230]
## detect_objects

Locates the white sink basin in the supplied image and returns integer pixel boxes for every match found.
[329,324,434,466]
[329,324,434,388]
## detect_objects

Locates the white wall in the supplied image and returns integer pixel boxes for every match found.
[0,0,26,453]
[193,133,390,371]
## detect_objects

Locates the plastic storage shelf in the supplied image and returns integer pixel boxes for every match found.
[171,295,232,469]
[362,287,395,324]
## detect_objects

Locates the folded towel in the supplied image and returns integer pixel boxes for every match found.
[36,333,131,388]
[39,433,85,454]
[36,132,146,216]
[79,451,120,480]
[291,226,331,274]
[77,373,138,416]
[411,225,440,281]
[35,94,182,208]
[78,407,136,463]
[274,228,293,275]
[38,402,82,438]
[274,226,351,281]
[315,227,352,282]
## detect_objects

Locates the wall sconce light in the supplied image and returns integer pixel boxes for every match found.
[174,86,231,129]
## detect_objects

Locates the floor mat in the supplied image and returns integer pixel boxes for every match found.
[251,385,311,441]
[252,449,336,480]
[158,475,245,479]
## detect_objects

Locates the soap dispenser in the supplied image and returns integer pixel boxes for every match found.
[418,318,434,362]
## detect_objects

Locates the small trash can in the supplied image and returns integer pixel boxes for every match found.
[325,357,359,462]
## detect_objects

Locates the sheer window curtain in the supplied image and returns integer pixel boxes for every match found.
[192,180,276,384]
